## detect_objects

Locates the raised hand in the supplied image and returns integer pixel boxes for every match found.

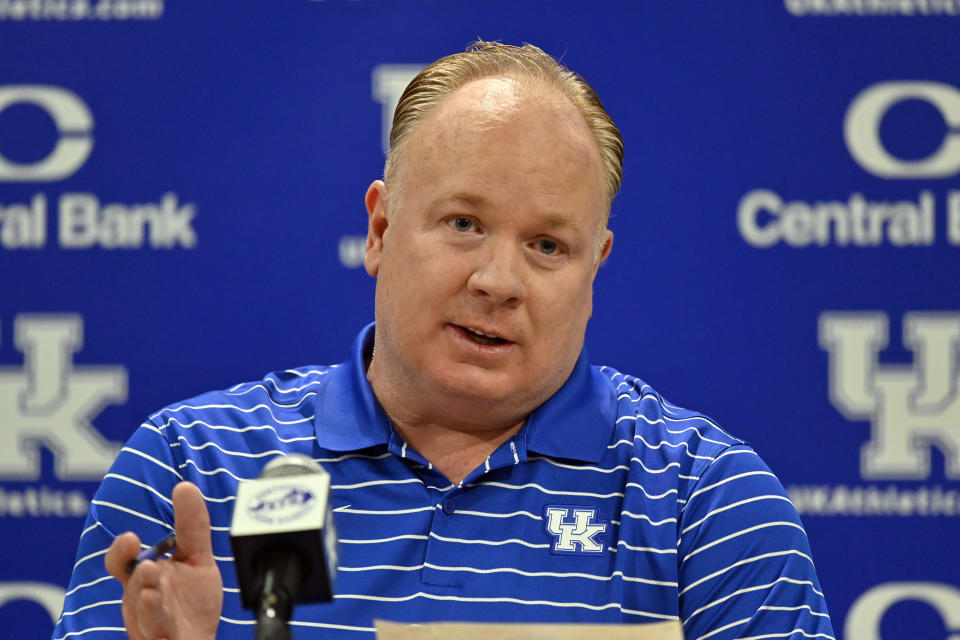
[105,482,223,640]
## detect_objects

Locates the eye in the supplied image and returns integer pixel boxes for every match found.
[537,238,560,255]
[452,217,473,232]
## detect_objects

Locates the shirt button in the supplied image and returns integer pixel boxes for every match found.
[441,499,456,515]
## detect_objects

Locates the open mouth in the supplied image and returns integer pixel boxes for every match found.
[455,325,510,346]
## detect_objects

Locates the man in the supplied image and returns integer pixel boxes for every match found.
[54,42,834,640]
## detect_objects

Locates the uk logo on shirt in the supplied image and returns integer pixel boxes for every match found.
[543,505,609,556]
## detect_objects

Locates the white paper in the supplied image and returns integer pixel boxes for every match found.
[375,619,684,640]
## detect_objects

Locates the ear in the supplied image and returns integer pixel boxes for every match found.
[595,229,613,272]
[364,180,389,276]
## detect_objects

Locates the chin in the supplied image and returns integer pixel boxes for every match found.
[431,365,523,404]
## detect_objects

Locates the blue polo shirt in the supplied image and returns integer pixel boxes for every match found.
[53,323,835,640]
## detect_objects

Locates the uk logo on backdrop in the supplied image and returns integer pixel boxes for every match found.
[0,314,126,516]
[820,312,960,481]
[786,312,960,518]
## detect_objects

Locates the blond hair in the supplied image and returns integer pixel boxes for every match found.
[384,41,623,225]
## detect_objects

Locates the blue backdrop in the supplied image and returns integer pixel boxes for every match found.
[1,2,958,639]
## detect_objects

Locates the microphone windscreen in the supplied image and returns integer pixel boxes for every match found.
[260,454,323,478]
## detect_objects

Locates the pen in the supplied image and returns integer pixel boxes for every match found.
[125,532,177,574]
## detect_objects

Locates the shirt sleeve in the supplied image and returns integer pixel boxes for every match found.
[52,418,182,640]
[677,445,835,640]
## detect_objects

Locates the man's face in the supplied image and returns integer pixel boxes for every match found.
[364,77,613,428]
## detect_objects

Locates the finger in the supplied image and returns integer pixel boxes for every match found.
[130,561,173,640]
[135,587,166,639]
[121,595,145,640]
[105,531,142,584]
[171,481,215,566]
[118,556,157,640]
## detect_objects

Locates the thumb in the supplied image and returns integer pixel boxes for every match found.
[170,481,214,566]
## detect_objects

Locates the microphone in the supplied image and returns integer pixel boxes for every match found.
[230,454,338,640]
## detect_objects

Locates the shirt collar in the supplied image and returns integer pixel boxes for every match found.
[314,323,616,463]
[522,347,616,464]
[314,323,392,451]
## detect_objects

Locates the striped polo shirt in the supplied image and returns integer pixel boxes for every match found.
[54,323,834,640]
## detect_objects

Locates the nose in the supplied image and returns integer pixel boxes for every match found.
[466,241,527,306]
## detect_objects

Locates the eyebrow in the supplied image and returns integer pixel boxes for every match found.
[440,192,487,207]
[540,212,581,232]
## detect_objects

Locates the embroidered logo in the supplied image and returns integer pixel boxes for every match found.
[543,505,609,555]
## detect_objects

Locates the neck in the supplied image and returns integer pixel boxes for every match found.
[366,361,526,485]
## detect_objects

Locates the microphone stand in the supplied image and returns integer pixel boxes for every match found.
[254,548,304,640]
